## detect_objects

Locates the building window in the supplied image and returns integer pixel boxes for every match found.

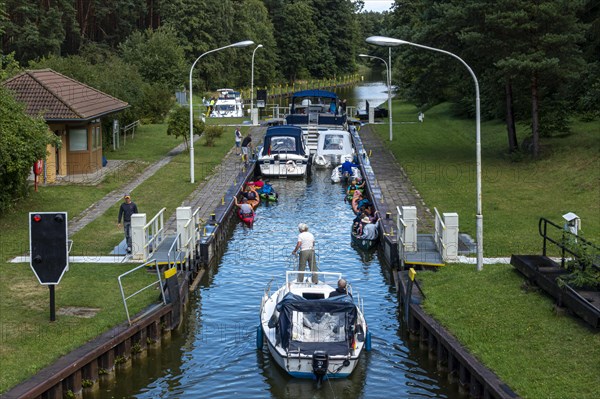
[92,126,101,149]
[69,128,88,151]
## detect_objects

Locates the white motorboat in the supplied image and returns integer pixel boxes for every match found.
[258,271,371,383]
[257,125,310,177]
[210,88,243,117]
[313,129,355,168]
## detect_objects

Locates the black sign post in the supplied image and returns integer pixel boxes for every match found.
[29,212,69,321]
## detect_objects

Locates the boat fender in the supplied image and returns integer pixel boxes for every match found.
[286,160,296,172]
[365,331,372,352]
[256,325,264,350]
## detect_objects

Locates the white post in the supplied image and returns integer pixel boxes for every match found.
[176,207,192,252]
[368,106,375,124]
[401,206,418,252]
[443,212,459,261]
[131,213,147,261]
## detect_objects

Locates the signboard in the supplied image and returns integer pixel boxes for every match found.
[257,100,265,108]
[29,212,69,285]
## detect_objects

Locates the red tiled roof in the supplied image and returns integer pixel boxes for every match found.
[2,69,129,121]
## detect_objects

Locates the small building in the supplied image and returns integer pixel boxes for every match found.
[2,69,129,183]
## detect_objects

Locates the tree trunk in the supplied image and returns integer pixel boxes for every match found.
[531,73,540,158]
[505,79,518,152]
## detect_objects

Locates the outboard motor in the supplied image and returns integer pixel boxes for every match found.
[312,350,329,385]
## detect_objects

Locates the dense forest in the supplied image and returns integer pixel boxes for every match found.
[0,0,598,210]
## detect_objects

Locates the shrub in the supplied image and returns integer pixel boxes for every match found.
[203,125,224,147]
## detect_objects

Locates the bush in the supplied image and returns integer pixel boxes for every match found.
[139,83,175,124]
[167,106,204,149]
[0,86,59,213]
[203,125,224,147]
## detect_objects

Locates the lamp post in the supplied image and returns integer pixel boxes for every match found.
[366,35,483,271]
[250,44,263,116]
[189,40,254,183]
[358,53,392,142]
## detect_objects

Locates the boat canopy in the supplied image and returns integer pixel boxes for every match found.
[262,126,306,156]
[317,130,353,156]
[275,292,357,355]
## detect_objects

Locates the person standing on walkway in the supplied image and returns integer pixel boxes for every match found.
[241,133,252,163]
[117,194,138,254]
[292,223,317,283]
[234,126,242,155]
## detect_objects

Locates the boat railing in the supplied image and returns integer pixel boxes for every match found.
[285,270,342,285]
[434,207,447,258]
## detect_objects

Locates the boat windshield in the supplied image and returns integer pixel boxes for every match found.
[215,104,236,111]
[270,136,296,152]
[291,311,347,343]
[323,134,345,150]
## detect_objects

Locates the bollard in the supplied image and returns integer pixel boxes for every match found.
[386,212,391,220]
[211,213,216,221]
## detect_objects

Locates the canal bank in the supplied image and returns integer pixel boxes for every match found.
[4,124,521,399]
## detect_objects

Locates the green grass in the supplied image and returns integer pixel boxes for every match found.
[105,123,185,162]
[373,101,599,256]
[377,101,600,398]
[0,122,234,393]
[0,262,157,392]
[418,265,600,399]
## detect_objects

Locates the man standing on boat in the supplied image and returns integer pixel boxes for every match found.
[292,223,317,283]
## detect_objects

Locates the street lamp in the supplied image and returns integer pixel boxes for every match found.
[366,35,484,271]
[250,44,264,119]
[358,53,392,142]
[188,40,254,183]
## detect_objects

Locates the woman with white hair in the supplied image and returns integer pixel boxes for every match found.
[292,223,317,283]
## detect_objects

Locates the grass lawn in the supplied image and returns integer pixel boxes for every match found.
[0,122,234,393]
[371,101,600,398]
[418,265,600,399]
[373,102,599,256]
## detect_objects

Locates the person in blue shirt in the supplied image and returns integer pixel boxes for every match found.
[340,158,358,176]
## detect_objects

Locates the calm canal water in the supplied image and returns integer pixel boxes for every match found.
[90,167,460,398]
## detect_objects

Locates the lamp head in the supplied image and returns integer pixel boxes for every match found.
[366,36,407,47]
[232,40,255,48]
[358,54,370,58]
[256,44,264,49]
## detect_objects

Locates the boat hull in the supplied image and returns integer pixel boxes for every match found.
[351,233,378,250]
[259,271,368,381]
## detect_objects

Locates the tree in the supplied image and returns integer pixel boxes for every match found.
[0,86,59,212]
[167,105,204,150]
[119,25,187,91]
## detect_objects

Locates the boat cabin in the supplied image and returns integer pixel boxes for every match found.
[286,89,347,127]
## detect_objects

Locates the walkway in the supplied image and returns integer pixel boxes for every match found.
[68,138,197,236]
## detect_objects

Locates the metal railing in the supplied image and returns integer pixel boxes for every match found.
[167,233,185,271]
[144,207,166,260]
[433,207,447,259]
[121,120,140,145]
[117,260,166,325]
[538,217,600,271]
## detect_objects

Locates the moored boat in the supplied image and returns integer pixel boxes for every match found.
[259,271,370,383]
[313,129,355,168]
[257,126,310,177]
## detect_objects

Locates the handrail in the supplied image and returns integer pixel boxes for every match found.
[397,206,408,270]
[538,217,600,271]
[434,207,446,256]
[167,232,185,271]
[144,207,166,259]
[117,260,166,325]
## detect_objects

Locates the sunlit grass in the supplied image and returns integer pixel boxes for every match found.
[372,101,599,256]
